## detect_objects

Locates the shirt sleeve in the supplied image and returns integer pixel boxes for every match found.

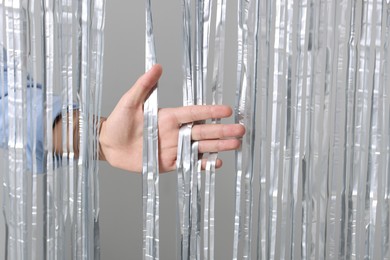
[0,47,66,173]
[0,56,77,173]
[26,88,63,173]
[0,82,64,173]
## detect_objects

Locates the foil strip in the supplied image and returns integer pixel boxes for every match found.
[182,0,193,107]
[70,1,78,258]
[204,153,217,260]
[195,0,204,106]
[0,4,7,258]
[367,2,384,258]
[190,0,212,259]
[353,1,377,258]
[310,2,327,258]
[177,0,195,259]
[381,2,390,258]
[77,0,97,258]
[3,3,14,259]
[176,124,192,260]
[233,0,259,259]
[27,0,40,258]
[53,2,65,257]
[255,1,269,258]
[203,0,226,258]
[59,1,74,241]
[0,1,4,149]
[326,1,355,258]
[92,0,106,258]
[42,0,56,258]
[6,1,29,258]
[232,0,245,257]
[143,0,159,259]
[189,141,200,259]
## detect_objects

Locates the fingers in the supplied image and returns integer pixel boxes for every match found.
[122,64,163,107]
[191,124,245,141]
[198,139,241,153]
[200,158,223,170]
[167,105,233,124]
[191,123,244,154]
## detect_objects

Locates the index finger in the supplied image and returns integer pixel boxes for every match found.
[168,105,233,124]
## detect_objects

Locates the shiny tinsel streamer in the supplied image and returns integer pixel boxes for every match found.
[353,0,378,258]
[233,0,259,259]
[53,1,65,257]
[278,0,310,258]
[91,0,106,258]
[59,2,74,252]
[27,0,41,258]
[189,141,200,259]
[204,154,216,260]
[76,0,87,256]
[203,0,226,259]
[189,1,208,257]
[143,0,159,259]
[257,0,270,257]
[381,1,390,256]
[42,0,57,258]
[70,1,106,259]
[195,0,204,106]
[191,2,216,259]
[326,1,356,258]
[0,1,4,150]
[5,1,29,258]
[190,0,213,259]
[4,5,15,257]
[292,0,310,258]
[310,1,328,258]
[176,124,192,260]
[177,0,193,259]
[3,2,12,259]
[267,0,295,258]
[367,2,386,258]
[77,0,97,258]
[380,2,390,258]
[343,1,359,258]
[0,4,7,258]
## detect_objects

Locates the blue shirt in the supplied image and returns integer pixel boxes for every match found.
[0,65,62,173]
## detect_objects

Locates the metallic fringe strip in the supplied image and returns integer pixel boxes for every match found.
[143,0,159,259]
[233,0,259,259]
[203,0,226,259]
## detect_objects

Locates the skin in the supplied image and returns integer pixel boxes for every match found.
[54,64,245,173]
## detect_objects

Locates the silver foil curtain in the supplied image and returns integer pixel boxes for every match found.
[255,0,390,259]
[172,0,390,259]
[0,0,390,259]
[0,0,106,259]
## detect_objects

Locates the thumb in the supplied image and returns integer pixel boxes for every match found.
[122,64,163,107]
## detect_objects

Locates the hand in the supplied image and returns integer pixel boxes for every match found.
[99,64,245,173]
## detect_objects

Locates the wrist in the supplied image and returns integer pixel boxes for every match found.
[98,117,108,161]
